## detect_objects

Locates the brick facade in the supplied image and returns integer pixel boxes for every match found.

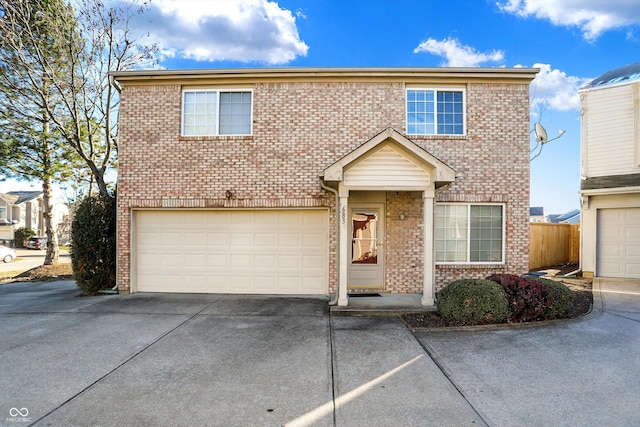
[115,69,533,294]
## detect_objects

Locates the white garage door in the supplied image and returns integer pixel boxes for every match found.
[597,208,640,278]
[134,210,328,294]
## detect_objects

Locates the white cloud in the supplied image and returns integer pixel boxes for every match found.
[413,37,504,67]
[529,63,591,114]
[498,0,640,41]
[136,0,308,64]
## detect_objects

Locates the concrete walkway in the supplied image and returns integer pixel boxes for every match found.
[0,278,638,426]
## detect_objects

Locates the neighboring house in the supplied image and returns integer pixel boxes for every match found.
[579,62,640,279]
[548,209,580,225]
[530,206,545,222]
[0,191,68,246]
[112,67,538,306]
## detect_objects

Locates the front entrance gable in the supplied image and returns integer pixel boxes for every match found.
[344,143,432,189]
[322,127,455,187]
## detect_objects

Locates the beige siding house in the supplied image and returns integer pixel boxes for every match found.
[0,191,45,244]
[580,62,640,279]
[112,67,537,306]
[0,191,69,246]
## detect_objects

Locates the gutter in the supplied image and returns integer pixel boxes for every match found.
[318,176,340,306]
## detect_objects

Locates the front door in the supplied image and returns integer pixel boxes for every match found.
[348,204,384,289]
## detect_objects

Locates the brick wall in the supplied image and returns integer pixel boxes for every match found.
[117,78,530,294]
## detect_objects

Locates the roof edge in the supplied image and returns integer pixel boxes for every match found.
[111,66,539,83]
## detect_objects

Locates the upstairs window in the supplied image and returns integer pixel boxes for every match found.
[406,89,465,135]
[182,90,252,136]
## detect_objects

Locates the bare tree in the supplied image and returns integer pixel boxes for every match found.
[58,0,157,196]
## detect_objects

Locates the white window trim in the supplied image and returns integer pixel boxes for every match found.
[181,88,254,137]
[405,87,467,136]
[435,203,505,265]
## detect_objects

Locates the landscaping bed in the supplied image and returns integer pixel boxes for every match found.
[3,263,74,283]
[403,264,593,328]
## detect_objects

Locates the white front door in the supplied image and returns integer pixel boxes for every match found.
[348,204,384,289]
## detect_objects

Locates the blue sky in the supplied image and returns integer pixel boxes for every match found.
[3,0,640,215]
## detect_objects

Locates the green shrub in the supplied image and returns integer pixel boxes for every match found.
[15,227,36,248]
[536,278,575,319]
[437,279,511,325]
[71,195,116,294]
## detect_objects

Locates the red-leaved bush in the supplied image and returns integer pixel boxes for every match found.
[487,274,554,322]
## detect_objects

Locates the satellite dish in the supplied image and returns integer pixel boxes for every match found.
[534,123,548,144]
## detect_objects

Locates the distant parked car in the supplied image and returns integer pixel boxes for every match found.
[0,245,17,263]
[25,237,47,250]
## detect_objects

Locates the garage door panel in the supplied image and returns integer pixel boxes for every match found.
[254,255,275,268]
[135,210,328,294]
[231,233,253,245]
[231,254,252,267]
[303,255,324,268]
[278,255,300,268]
[303,233,325,246]
[206,254,228,267]
[278,276,300,291]
[255,276,275,290]
[207,233,228,246]
[279,234,301,246]
[627,264,640,276]
[207,275,229,290]
[597,207,640,279]
[627,228,640,239]
[255,212,278,225]
[255,234,276,247]
[162,254,184,267]
[231,211,254,225]
[185,254,206,267]
[303,277,325,291]
[206,212,231,225]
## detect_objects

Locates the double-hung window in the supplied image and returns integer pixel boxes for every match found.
[406,89,465,135]
[435,204,504,263]
[182,90,252,136]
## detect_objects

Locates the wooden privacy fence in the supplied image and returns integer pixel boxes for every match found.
[529,223,580,270]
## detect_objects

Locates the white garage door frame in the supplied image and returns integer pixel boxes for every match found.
[130,208,330,295]
[596,207,640,278]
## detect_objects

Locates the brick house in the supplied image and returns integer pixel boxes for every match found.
[111,67,537,306]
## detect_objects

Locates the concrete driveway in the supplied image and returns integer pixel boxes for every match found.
[0,278,638,426]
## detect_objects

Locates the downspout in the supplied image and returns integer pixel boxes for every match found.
[319,176,340,306]
[111,73,121,293]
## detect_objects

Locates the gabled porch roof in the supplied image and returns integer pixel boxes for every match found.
[321,128,456,188]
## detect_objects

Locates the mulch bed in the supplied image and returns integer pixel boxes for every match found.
[3,263,74,283]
